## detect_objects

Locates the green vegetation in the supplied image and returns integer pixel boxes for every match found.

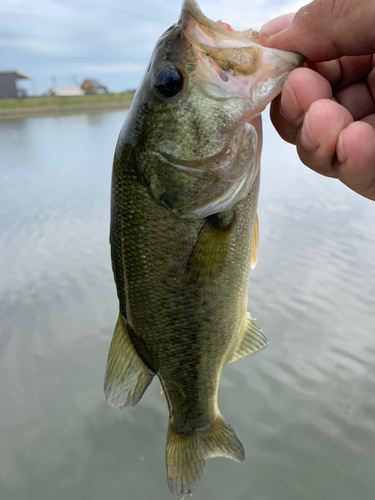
[0,92,135,109]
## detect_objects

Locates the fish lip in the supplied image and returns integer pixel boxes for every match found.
[155,120,251,183]
[155,150,217,179]
[155,124,242,180]
[179,0,244,42]
[271,48,305,66]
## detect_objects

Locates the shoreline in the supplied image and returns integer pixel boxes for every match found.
[0,100,132,119]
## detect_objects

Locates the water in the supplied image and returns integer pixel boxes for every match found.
[1,109,375,500]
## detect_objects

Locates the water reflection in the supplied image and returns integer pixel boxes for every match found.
[0,110,374,500]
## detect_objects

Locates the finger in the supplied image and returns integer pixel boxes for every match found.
[334,82,375,121]
[270,68,332,144]
[260,0,375,61]
[362,114,375,128]
[296,99,353,177]
[367,62,375,98]
[335,121,375,201]
[307,55,373,89]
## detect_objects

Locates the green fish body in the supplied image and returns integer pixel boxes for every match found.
[105,0,303,494]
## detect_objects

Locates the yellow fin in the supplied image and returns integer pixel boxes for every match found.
[251,213,259,269]
[228,313,268,363]
[166,415,245,495]
[104,314,153,408]
[187,212,235,287]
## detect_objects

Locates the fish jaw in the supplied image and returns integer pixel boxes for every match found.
[180,116,262,218]
[180,0,304,119]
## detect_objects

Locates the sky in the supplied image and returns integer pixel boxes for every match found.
[1,0,307,96]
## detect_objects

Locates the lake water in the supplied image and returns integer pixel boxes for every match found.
[1,109,375,500]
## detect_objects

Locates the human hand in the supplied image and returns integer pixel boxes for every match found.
[259,0,375,201]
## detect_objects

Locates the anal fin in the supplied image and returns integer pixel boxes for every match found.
[104,314,153,408]
[228,313,268,363]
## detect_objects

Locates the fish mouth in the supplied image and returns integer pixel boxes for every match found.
[179,0,262,79]
[179,0,304,60]
[179,0,257,46]
[179,0,304,112]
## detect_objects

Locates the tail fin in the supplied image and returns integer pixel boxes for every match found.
[166,415,245,495]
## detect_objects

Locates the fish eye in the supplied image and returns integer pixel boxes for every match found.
[153,66,184,99]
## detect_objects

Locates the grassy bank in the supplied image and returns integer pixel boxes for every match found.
[0,92,135,110]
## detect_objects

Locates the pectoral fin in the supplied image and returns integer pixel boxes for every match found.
[187,212,235,286]
[104,314,153,408]
[228,313,268,363]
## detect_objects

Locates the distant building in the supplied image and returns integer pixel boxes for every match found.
[0,70,32,98]
[81,79,108,94]
[47,87,85,97]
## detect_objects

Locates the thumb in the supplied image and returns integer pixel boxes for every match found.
[260,0,375,61]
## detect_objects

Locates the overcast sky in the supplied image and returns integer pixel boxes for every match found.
[1,0,307,95]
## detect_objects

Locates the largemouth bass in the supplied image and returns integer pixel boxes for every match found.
[105,0,303,494]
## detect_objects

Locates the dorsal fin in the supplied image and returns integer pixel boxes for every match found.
[227,313,268,363]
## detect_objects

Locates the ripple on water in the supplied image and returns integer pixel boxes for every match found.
[0,112,374,500]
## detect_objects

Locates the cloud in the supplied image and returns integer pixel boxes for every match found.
[46,62,146,75]
[0,0,308,93]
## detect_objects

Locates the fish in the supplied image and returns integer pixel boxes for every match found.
[104,0,303,495]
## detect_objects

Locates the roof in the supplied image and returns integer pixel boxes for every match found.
[82,79,107,89]
[0,70,33,79]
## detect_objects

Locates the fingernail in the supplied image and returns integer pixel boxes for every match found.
[280,81,303,121]
[300,117,319,151]
[260,13,296,37]
[336,131,347,163]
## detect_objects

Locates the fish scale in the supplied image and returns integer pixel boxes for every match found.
[104,0,303,494]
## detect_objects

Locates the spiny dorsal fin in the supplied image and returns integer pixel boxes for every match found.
[166,414,245,495]
[104,314,153,408]
[228,312,268,363]
[251,213,259,269]
[187,211,235,286]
